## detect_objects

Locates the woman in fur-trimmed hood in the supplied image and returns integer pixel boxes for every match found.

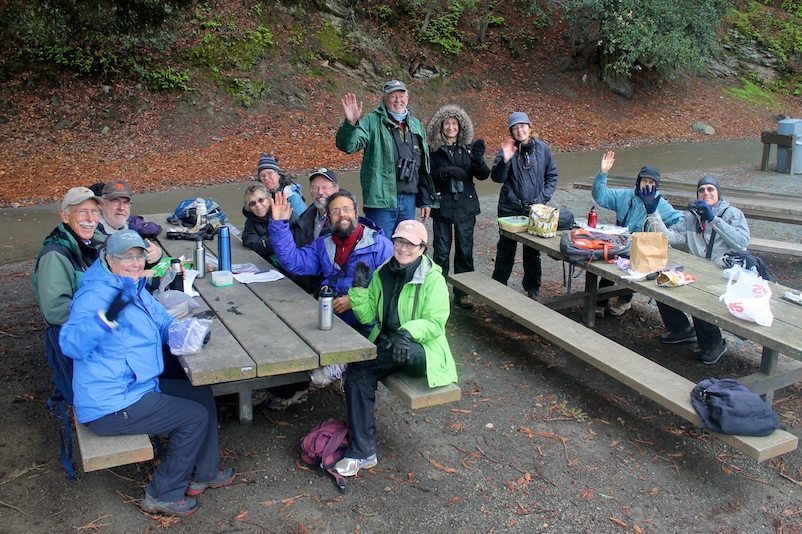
[425,104,490,309]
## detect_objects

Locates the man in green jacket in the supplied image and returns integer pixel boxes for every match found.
[335,80,438,237]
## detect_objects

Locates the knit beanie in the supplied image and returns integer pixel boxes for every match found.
[697,174,722,198]
[256,154,282,179]
[508,112,531,131]
[636,165,661,189]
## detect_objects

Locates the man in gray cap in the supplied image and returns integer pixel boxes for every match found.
[490,111,558,300]
[335,80,438,237]
[292,168,340,247]
[32,186,107,476]
[97,179,163,264]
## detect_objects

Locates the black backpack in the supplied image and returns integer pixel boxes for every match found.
[690,378,780,437]
[559,229,630,265]
[722,251,772,282]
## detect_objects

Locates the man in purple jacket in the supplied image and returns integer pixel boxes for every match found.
[268,189,393,329]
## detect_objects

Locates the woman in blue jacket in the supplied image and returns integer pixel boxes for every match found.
[59,230,234,516]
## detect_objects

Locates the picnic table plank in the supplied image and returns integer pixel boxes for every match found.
[450,271,798,462]
[75,421,154,472]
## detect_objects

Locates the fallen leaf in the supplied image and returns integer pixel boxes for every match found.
[609,517,628,528]
[581,487,595,500]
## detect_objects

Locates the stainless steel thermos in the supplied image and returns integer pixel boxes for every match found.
[169,258,184,291]
[194,238,206,278]
[318,285,333,330]
[217,225,231,272]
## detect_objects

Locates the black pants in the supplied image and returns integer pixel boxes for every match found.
[656,301,722,350]
[598,277,634,308]
[432,217,476,300]
[343,342,425,459]
[492,232,541,293]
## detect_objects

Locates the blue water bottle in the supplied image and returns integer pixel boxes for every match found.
[217,225,231,272]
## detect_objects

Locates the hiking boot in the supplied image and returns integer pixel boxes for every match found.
[454,295,474,310]
[526,289,539,300]
[186,467,236,496]
[699,339,727,365]
[310,364,346,387]
[659,327,697,344]
[267,389,308,410]
[608,300,632,316]
[140,492,198,517]
[333,454,378,477]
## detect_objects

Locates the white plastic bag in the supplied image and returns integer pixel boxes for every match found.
[169,317,213,355]
[719,266,773,327]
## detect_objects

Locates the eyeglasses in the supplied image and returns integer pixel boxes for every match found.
[109,198,132,207]
[310,184,336,193]
[248,197,269,208]
[74,209,100,217]
[111,252,147,264]
[329,206,355,216]
[393,238,421,251]
[697,186,717,194]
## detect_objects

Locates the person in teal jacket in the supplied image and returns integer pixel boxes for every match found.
[59,230,234,516]
[335,220,457,478]
[335,80,438,236]
[591,150,683,316]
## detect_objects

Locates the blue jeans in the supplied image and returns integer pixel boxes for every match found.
[364,194,417,237]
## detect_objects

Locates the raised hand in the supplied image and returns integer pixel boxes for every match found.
[471,139,486,165]
[341,93,363,125]
[600,150,615,174]
[268,191,293,221]
[500,138,517,163]
[144,238,163,264]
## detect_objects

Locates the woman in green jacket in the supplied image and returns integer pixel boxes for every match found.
[336,220,457,478]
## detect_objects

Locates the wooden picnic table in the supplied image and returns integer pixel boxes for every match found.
[146,213,376,421]
[572,176,802,224]
[500,229,802,404]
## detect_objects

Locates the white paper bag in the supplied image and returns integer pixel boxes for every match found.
[719,267,773,327]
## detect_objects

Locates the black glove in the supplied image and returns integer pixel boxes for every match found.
[391,330,413,365]
[638,185,660,214]
[445,166,467,181]
[471,139,486,165]
[691,200,714,222]
[105,290,130,323]
[353,261,372,289]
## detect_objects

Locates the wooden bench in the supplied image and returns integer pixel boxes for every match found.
[760,131,797,173]
[449,271,798,462]
[749,238,802,258]
[382,373,461,409]
[572,177,802,225]
[74,421,153,472]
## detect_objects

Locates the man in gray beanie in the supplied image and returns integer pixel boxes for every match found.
[645,174,750,364]
[490,111,558,300]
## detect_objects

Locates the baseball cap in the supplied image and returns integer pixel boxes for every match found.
[101,180,133,201]
[508,111,531,130]
[106,229,147,255]
[61,187,103,211]
[392,219,428,246]
[309,168,338,184]
[383,79,407,94]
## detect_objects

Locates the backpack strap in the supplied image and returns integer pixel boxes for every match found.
[704,207,728,260]
[319,425,350,469]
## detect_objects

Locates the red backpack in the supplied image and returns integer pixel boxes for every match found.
[300,419,350,492]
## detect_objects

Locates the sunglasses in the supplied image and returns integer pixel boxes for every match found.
[248,197,269,208]
[697,186,717,194]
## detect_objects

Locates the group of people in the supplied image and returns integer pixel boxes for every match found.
[31,78,751,516]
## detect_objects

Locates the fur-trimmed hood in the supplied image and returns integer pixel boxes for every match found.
[426,104,474,148]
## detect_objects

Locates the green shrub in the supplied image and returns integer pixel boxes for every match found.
[134,64,190,91]
[420,0,466,55]
[727,79,778,105]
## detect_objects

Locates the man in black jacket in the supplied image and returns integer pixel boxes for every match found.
[490,112,558,300]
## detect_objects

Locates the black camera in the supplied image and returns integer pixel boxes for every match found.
[688,202,703,219]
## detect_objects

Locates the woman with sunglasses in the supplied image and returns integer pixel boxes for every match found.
[645,175,750,364]
[334,219,457,479]
[242,183,297,265]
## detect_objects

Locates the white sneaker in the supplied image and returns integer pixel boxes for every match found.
[608,300,632,316]
[333,454,377,477]
[309,364,346,387]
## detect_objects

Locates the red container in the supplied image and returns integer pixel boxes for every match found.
[588,206,598,228]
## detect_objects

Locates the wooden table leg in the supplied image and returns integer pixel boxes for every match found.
[760,142,771,171]
[583,270,598,327]
[759,347,779,404]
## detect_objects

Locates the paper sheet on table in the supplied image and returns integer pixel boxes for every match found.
[233,271,285,284]
[183,269,201,296]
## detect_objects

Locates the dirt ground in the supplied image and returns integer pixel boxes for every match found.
[1,165,802,533]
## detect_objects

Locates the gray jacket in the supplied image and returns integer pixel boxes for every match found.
[645,199,750,266]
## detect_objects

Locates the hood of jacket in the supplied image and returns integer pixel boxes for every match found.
[426,104,474,148]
